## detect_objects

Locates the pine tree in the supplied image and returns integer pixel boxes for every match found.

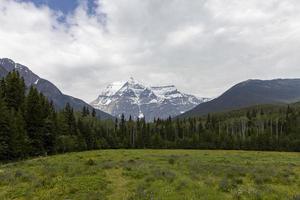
[25,86,45,156]
[43,101,58,154]
[9,110,29,159]
[82,106,91,117]
[64,103,77,135]
[119,114,126,146]
[0,79,5,98]
[0,97,11,160]
[3,71,26,111]
[86,107,90,116]
[92,108,96,117]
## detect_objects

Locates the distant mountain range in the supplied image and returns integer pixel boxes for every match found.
[179,79,300,118]
[90,77,210,120]
[0,58,113,119]
[2,58,300,121]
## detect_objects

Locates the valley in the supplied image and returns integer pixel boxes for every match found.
[1,1,300,199]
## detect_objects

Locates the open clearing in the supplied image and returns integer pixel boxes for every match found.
[0,150,300,200]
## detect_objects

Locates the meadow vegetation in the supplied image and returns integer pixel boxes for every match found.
[0,150,299,200]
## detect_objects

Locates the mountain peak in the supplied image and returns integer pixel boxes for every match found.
[100,81,125,97]
[126,77,143,86]
[1,58,14,64]
[129,76,135,83]
[91,79,208,121]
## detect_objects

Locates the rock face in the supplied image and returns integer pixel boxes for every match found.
[0,58,113,120]
[179,79,300,118]
[90,77,209,121]
[0,65,8,77]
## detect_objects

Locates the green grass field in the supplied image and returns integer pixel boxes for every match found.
[1,150,300,200]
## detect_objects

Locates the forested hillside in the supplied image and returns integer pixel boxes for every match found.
[1,72,300,161]
[0,58,113,120]
[180,79,300,118]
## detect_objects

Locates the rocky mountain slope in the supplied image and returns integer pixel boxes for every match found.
[0,58,113,119]
[90,77,209,121]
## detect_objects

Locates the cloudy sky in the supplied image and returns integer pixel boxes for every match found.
[1,0,300,102]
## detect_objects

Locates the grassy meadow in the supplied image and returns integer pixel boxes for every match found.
[0,150,300,200]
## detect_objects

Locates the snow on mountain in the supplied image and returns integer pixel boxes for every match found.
[101,81,125,97]
[90,77,210,121]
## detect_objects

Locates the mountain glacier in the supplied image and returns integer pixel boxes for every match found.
[90,77,210,121]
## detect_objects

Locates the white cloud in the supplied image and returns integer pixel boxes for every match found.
[166,25,203,46]
[1,0,300,102]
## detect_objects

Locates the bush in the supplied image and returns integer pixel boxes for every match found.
[152,168,176,182]
[253,174,271,185]
[128,159,136,163]
[100,161,116,169]
[218,177,238,192]
[232,177,243,185]
[168,158,175,165]
[14,170,23,178]
[219,178,231,192]
[175,179,189,191]
[14,170,34,182]
[86,159,96,166]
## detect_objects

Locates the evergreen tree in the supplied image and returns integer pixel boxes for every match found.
[9,110,29,159]
[82,106,91,117]
[2,71,26,111]
[25,87,45,156]
[0,79,5,98]
[92,108,96,117]
[0,97,10,160]
[64,103,77,135]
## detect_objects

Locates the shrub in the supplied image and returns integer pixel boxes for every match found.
[128,159,136,163]
[152,168,176,182]
[232,177,243,185]
[100,161,116,169]
[168,158,175,165]
[253,174,271,185]
[14,170,23,178]
[86,159,96,166]
[14,170,34,182]
[219,178,231,192]
[218,177,238,192]
[175,179,189,191]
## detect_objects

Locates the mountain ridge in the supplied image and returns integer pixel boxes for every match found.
[179,78,300,118]
[90,77,210,121]
[0,58,114,120]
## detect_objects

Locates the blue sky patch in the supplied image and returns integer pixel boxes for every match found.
[21,0,97,15]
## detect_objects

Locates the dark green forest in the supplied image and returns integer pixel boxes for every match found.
[1,71,300,161]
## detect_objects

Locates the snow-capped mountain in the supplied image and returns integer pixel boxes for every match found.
[90,77,210,121]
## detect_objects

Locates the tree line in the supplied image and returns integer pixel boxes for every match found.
[1,71,300,161]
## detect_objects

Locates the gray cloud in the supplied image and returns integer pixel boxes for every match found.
[1,0,300,102]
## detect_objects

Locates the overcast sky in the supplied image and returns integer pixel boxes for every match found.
[1,0,300,102]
